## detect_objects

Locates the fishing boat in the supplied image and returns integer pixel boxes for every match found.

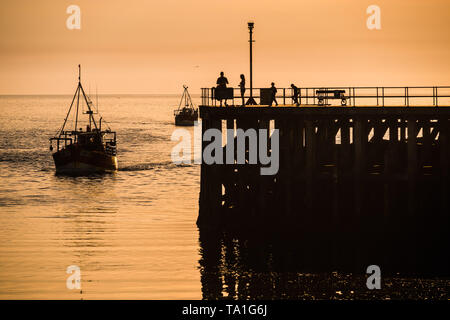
[49,65,118,174]
[174,85,198,126]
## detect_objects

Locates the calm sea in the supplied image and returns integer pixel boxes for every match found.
[0,95,448,300]
[0,94,201,299]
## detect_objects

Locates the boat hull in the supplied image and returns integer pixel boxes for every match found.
[175,113,198,126]
[175,118,195,126]
[52,145,118,174]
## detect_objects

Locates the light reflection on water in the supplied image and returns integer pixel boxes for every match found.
[197,227,450,300]
[0,95,448,300]
[0,95,201,299]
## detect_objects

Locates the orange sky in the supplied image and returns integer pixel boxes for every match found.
[0,0,449,94]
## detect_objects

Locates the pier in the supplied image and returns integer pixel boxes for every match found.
[197,86,450,275]
[199,86,450,225]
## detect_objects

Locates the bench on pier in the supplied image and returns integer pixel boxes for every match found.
[316,89,348,106]
[212,87,234,103]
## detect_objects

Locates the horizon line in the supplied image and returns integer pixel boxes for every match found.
[0,92,200,96]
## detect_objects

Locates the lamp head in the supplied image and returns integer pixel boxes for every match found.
[248,21,254,30]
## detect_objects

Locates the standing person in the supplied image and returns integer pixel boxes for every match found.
[216,71,229,106]
[239,74,246,106]
[270,82,278,106]
[291,83,299,106]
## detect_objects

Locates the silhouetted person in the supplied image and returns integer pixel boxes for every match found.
[239,74,245,106]
[291,83,299,106]
[216,71,229,106]
[270,82,278,106]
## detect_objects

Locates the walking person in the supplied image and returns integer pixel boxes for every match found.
[239,74,246,106]
[270,82,278,106]
[291,83,299,106]
[216,71,229,106]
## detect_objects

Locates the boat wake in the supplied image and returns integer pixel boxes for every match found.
[119,161,195,172]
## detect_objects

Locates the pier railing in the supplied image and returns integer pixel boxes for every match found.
[201,86,450,107]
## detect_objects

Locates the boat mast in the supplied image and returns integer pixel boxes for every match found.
[74,64,99,131]
[185,86,194,109]
[177,85,194,111]
[53,65,102,142]
[74,65,81,138]
[178,86,186,111]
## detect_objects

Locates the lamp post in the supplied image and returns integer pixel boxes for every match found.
[246,21,257,105]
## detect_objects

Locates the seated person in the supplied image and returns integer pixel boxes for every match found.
[216,71,229,106]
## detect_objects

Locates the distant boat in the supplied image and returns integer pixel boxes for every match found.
[174,85,198,126]
[49,65,118,174]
